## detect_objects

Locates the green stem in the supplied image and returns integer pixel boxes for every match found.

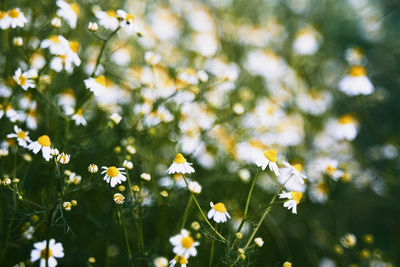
[208,226,216,267]
[119,208,134,267]
[181,175,227,242]
[180,195,193,230]
[236,169,262,233]
[91,26,121,77]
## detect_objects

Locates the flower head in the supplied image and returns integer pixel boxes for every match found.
[28,135,53,161]
[101,166,126,187]
[169,255,188,267]
[338,66,374,96]
[8,8,27,28]
[95,10,119,30]
[279,191,303,214]
[56,0,79,28]
[57,153,70,164]
[255,149,280,176]
[30,239,64,267]
[7,125,31,148]
[207,202,231,223]
[169,229,199,259]
[113,193,125,204]
[88,164,98,173]
[167,153,195,174]
[13,68,35,90]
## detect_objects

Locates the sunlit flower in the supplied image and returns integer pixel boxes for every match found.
[56,0,79,28]
[169,229,199,259]
[0,11,10,29]
[13,68,35,90]
[154,257,168,267]
[117,10,135,28]
[8,8,27,28]
[177,68,198,85]
[144,51,161,65]
[110,113,122,124]
[309,182,329,203]
[169,255,188,267]
[63,201,72,211]
[88,164,98,173]
[207,202,231,223]
[71,108,87,126]
[255,149,280,176]
[41,35,69,55]
[278,162,307,185]
[279,191,303,214]
[7,125,31,147]
[30,239,64,267]
[254,237,264,247]
[88,22,98,31]
[338,66,374,96]
[28,135,53,161]
[101,166,126,187]
[51,17,62,28]
[95,10,119,31]
[140,172,151,181]
[84,75,107,96]
[167,153,195,174]
[340,233,357,248]
[57,153,70,164]
[293,27,320,55]
[327,114,358,141]
[68,172,81,184]
[51,148,60,156]
[122,160,133,170]
[188,181,202,194]
[113,193,125,204]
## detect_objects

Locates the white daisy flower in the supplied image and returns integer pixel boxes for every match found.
[153,257,168,267]
[30,239,64,267]
[116,9,135,28]
[88,164,98,173]
[169,255,188,267]
[56,0,79,28]
[41,35,69,55]
[13,68,35,90]
[279,191,303,214]
[101,166,126,187]
[84,75,107,96]
[140,173,151,181]
[63,202,72,211]
[113,193,125,204]
[95,10,119,31]
[28,135,53,161]
[88,22,98,31]
[254,237,264,247]
[68,172,81,184]
[293,27,320,55]
[207,202,231,223]
[255,149,280,176]
[57,153,70,164]
[340,233,357,248]
[169,229,199,259]
[327,114,358,141]
[7,125,31,148]
[338,66,374,96]
[71,108,87,126]
[8,8,27,28]
[0,10,11,29]
[167,153,195,175]
[278,162,307,185]
[144,51,161,65]
[110,113,122,124]
[177,68,198,85]
[188,181,202,194]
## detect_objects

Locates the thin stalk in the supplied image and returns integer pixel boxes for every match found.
[208,226,216,267]
[119,208,134,267]
[180,195,193,230]
[91,26,121,76]
[181,175,226,242]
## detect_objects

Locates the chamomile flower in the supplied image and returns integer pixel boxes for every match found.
[255,149,280,176]
[169,255,188,267]
[88,164,98,173]
[68,172,81,184]
[188,181,202,194]
[30,239,64,267]
[154,257,168,267]
[254,237,264,247]
[338,66,374,96]
[340,233,357,248]
[113,193,125,204]
[0,11,10,29]
[279,191,303,214]
[41,35,69,55]
[28,135,53,161]
[7,125,31,148]
[84,75,107,96]
[167,153,195,174]
[95,10,119,31]
[169,229,199,259]
[56,0,79,28]
[116,10,135,28]
[71,108,87,126]
[144,51,161,65]
[278,162,307,185]
[327,114,358,141]
[101,166,126,187]
[207,202,231,223]
[13,68,35,90]
[293,27,320,55]
[57,153,70,164]
[8,8,27,28]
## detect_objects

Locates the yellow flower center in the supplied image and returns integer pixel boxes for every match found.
[316,183,328,194]
[339,114,355,124]
[174,255,188,264]
[181,236,194,249]
[69,41,79,53]
[173,153,186,164]
[76,108,83,115]
[349,66,366,77]
[106,166,119,177]
[249,139,267,150]
[8,9,20,18]
[38,135,51,147]
[0,11,6,19]
[264,149,277,162]
[40,248,52,259]
[94,75,106,87]
[106,10,117,17]
[186,68,196,76]
[213,202,227,213]
[70,3,80,15]
[49,35,61,43]
[325,165,336,175]
[290,191,303,204]
[19,75,27,86]
[17,131,27,140]
[126,13,135,22]
[293,163,302,173]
